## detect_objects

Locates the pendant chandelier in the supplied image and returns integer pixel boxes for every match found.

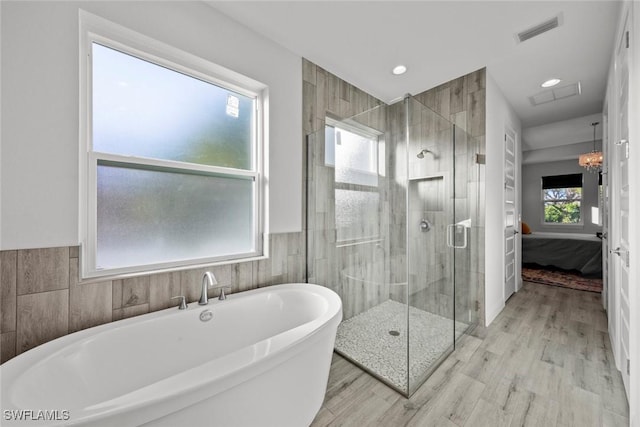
[578,121,603,172]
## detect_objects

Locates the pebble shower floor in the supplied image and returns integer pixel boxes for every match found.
[334,299,469,392]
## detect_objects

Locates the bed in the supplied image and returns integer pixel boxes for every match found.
[522,232,603,276]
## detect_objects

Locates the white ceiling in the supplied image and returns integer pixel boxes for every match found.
[208,0,621,149]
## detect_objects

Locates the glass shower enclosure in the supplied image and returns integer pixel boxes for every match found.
[306,95,478,396]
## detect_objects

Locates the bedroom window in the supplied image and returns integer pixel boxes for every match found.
[541,174,582,224]
[80,13,265,278]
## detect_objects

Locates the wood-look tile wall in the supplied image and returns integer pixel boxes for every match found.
[0,232,304,363]
[302,59,388,319]
[411,69,487,325]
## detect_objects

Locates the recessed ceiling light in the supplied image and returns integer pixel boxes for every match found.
[541,78,561,88]
[392,65,407,75]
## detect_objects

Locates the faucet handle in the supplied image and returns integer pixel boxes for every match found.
[171,295,188,310]
[213,285,231,301]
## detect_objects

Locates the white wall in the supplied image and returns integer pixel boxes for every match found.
[0,0,3,249]
[0,1,302,250]
[485,71,522,326]
[522,160,602,235]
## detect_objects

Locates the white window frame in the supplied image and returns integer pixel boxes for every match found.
[79,11,266,279]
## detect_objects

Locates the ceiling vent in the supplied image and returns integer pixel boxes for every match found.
[529,82,582,106]
[517,16,560,43]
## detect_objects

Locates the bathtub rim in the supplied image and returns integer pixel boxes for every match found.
[0,283,342,426]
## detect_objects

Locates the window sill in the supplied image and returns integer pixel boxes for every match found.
[79,253,268,285]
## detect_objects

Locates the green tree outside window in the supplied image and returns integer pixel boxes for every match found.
[543,187,581,224]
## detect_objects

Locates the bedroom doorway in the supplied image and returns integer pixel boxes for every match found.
[504,127,519,300]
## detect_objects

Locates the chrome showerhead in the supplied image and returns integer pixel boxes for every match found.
[417,149,431,159]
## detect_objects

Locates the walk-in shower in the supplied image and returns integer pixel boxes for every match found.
[306,94,481,396]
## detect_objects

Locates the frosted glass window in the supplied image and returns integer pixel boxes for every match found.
[97,164,253,270]
[326,123,381,243]
[335,190,380,242]
[83,32,263,277]
[92,43,254,170]
[325,125,378,186]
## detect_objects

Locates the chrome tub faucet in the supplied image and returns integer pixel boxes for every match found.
[199,271,218,305]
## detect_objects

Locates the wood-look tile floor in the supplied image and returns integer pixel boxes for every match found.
[311,281,629,427]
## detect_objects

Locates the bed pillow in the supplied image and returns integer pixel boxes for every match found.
[521,221,531,234]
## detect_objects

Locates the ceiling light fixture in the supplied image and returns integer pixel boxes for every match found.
[392,65,407,75]
[541,78,561,88]
[578,122,603,172]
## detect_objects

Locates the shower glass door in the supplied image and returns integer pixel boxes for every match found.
[307,103,412,392]
[306,95,475,397]
[405,96,458,394]
[452,124,480,339]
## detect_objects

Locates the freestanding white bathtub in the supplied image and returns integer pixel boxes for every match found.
[0,283,342,427]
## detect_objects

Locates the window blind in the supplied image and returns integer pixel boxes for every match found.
[542,173,582,189]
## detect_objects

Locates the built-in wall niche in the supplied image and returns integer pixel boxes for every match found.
[408,175,449,297]
[408,175,447,243]
[409,175,445,213]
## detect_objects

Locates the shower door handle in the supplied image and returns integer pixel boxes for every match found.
[447,224,467,249]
